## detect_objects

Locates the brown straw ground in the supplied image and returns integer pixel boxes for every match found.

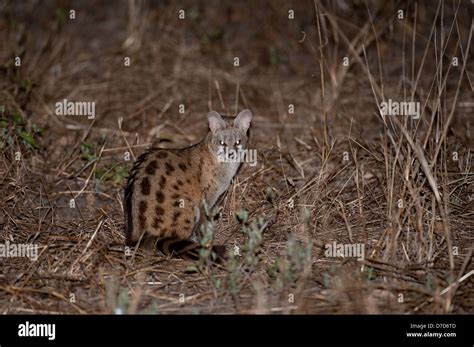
[0,0,472,314]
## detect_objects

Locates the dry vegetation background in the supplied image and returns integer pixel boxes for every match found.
[0,0,472,314]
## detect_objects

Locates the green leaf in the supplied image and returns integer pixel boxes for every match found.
[184,265,198,274]
[208,28,223,41]
[55,8,68,24]
[32,123,42,134]
[189,9,200,21]
[81,142,96,162]
[268,46,280,66]
[366,267,376,281]
[18,131,39,148]
[265,186,274,202]
[94,168,107,180]
[112,165,129,184]
[213,277,221,289]
[12,110,24,125]
[20,79,35,92]
[236,209,248,224]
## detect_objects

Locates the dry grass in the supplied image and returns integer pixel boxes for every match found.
[0,0,472,314]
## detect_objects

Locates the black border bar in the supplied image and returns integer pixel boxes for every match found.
[0,314,472,345]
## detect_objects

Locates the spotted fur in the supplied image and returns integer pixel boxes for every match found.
[124,110,252,258]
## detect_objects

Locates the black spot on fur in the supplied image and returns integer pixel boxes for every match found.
[173,211,182,221]
[152,217,163,228]
[159,175,166,188]
[139,201,147,213]
[165,162,175,175]
[138,201,147,229]
[178,163,187,171]
[155,206,165,216]
[141,177,151,195]
[197,161,203,180]
[124,150,153,244]
[155,190,165,204]
[156,151,168,158]
[145,160,158,175]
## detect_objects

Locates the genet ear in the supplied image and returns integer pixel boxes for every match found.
[207,111,226,134]
[234,109,252,132]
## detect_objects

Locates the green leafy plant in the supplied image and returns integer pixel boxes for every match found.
[80,141,97,162]
[226,211,269,301]
[241,216,266,268]
[364,266,376,281]
[0,108,41,150]
[267,235,312,292]
[95,164,129,185]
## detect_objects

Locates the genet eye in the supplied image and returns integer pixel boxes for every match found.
[236,140,240,145]
[220,140,225,145]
